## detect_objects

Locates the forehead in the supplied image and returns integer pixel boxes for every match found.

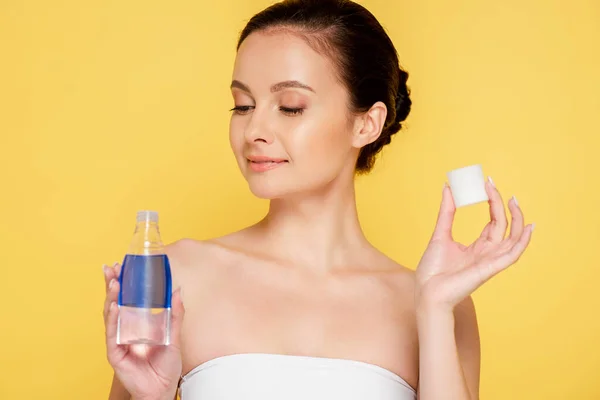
[232,30,340,93]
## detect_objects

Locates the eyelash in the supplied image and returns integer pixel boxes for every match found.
[279,106,304,116]
[230,106,253,115]
[229,106,304,116]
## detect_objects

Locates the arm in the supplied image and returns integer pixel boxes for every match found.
[108,373,180,400]
[416,297,481,400]
[108,373,130,400]
[414,181,532,399]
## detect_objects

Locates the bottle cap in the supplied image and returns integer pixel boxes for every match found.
[136,210,159,223]
[446,164,489,207]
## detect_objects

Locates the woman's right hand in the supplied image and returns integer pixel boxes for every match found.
[103,263,185,400]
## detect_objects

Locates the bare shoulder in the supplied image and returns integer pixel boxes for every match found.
[455,295,477,319]
[372,249,479,328]
[368,248,416,291]
[376,250,480,339]
[358,247,419,318]
[453,295,481,397]
[162,236,237,288]
[454,295,480,357]
[162,227,255,272]
[164,238,215,265]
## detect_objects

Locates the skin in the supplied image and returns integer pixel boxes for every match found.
[104,29,533,400]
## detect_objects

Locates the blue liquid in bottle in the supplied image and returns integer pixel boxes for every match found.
[117,211,172,345]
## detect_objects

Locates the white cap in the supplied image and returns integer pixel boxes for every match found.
[446,164,489,207]
[136,210,159,223]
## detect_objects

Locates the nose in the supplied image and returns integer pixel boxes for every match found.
[244,109,275,144]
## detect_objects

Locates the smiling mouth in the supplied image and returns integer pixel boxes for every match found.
[247,159,288,172]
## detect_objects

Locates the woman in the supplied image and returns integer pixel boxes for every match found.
[103,0,533,399]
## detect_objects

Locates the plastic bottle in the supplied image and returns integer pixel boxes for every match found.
[117,210,172,345]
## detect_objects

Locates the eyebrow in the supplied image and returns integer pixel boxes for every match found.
[230,80,315,94]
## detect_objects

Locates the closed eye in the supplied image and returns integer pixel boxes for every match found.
[230,105,254,115]
[280,106,304,116]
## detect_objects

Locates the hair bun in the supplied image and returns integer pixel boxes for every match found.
[394,70,411,125]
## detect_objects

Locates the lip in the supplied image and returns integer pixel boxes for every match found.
[246,155,288,172]
[247,155,288,163]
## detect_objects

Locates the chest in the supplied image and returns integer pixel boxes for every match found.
[179,262,419,385]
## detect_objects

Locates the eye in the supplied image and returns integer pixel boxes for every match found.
[280,106,304,116]
[230,105,254,115]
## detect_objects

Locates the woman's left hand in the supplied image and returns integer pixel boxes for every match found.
[415,177,534,311]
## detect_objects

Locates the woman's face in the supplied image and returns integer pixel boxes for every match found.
[229,31,360,199]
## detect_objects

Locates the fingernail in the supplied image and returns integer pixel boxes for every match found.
[443,182,448,191]
[103,265,109,275]
[113,262,119,267]
[109,279,115,289]
[512,195,519,207]
[488,176,495,188]
[531,223,536,232]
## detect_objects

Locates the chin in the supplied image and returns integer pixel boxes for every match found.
[245,172,337,200]
[246,178,295,199]
[244,169,315,199]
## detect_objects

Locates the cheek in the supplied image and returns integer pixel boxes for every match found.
[288,116,350,167]
[229,117,246,155]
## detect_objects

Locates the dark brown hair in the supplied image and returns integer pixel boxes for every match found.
[237,0,411,173]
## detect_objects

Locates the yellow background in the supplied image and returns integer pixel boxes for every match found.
[1,0,598,398]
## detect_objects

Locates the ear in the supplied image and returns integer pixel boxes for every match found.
[350,101,388,149]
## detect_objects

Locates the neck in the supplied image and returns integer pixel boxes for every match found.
[255,174,369,272]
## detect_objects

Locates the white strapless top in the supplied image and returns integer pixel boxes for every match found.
[179,353,416,400]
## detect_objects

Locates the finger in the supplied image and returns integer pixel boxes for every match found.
[114,262,122,279]
[478,222,492,241]
[452,255,510,298]
[104,265,117,291]
[498,223,534,267]
[431,183,456,241]
[105,300,127,365]
[485,178,508,242]
[454,224,533,296]
[477,223,534,283]
[169,287,185,350]
[103,279,120,323]
[507,196,524,243]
